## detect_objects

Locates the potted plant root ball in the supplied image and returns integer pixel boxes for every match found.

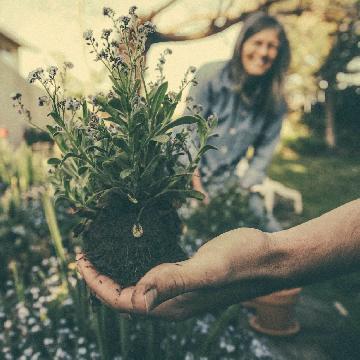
[13,6,217,286]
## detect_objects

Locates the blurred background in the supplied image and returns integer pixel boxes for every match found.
[0,1,359,359]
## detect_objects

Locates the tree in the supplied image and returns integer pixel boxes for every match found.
[133,0,359,148]
[316,1,360,148]
[141,0,309,48]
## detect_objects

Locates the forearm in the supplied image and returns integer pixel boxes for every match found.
[122,200,360,318]
[265,199,360,289]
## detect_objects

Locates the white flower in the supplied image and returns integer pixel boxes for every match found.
[83,30,93,41]
[24,347,33,356]
[78,347,87,355]
[4,320,12,329]
[31,353,41,360]
[188,66,196,73]
[43,338,54,346]
[47,65,58,78]
[17,304,30,320]
[28,317,36,325]
[31,324,41,333]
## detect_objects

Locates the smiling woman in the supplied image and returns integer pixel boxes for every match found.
[240,28,280,76]
[187,12,291,232]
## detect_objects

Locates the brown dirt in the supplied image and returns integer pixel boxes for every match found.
[82,203,187,286]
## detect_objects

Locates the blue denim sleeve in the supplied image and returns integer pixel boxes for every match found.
[240,114,284,188]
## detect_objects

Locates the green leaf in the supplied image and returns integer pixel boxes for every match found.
[96,96,128,129]
[109,98,125,112]
[85,145,107,154]
[46,125,56,135]
[82,100,89,125]
[151,134,170,143]
[196,144,217,159]
[140,154,165,180]
[78,166,89,175]
[113,136,130,153]
[47,158,61,165]
[120,168,132,179]
[162,189,205,200]
[151,82,168,116]
[61,152,83,165]
[48,111,65,127]
[160,115,199,134]
[127,194,138,204]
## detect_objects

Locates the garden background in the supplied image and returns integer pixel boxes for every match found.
[0,0,359,359]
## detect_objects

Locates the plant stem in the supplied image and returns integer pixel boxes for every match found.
[119,314,130,359]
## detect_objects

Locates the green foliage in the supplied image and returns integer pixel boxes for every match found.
[15,8,216,228]
[0,140,79,289]
[184,185,263,242]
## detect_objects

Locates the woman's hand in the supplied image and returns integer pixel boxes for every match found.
[192,169,209,205]
[76,228,273,320]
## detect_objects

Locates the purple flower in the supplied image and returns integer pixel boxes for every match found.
[38,96,48,106]
[143,21,156,33]
[103,7,114,17]
[83,30,93,41]
[10,92,22,100]
[129,6,137,15]
[27,68,44,84]
[101,29,113,40]
[119,16,130,26]
[47,65,58,79]
[64,61,74,69]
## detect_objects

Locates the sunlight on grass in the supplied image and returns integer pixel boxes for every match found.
[269,149,360,224]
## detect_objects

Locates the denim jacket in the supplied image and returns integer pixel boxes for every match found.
[185,60,285,190]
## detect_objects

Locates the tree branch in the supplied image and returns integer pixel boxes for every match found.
[143,0,180,22]
[147,3,309,45]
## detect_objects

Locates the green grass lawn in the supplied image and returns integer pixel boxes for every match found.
[269,150,360,225]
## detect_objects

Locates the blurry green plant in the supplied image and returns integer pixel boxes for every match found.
[0,140,78,290]
[184,185,263,243]
[12,6,217,286]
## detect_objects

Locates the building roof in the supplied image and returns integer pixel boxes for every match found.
[0,28,23,50]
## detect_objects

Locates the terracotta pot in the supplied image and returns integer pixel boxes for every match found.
[245,288,302,336]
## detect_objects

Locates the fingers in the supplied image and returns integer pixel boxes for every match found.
[76,253,135,312]
[131,256,221,313]
[131,247,231,313]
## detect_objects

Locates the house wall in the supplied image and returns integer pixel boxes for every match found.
[0,58,51,147]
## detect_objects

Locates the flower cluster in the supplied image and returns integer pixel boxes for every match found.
[0,259,101,359]
[83,6,157,74]
[38,95,49,106]
[27,68,44,84]
[47,65,58,79]
[10,92,32,122]
[65,98,81,111]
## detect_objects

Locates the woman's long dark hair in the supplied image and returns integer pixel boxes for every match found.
[227,12,291,118]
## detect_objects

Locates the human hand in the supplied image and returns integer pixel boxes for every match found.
[192,170,209,205]
[76,228,273,320]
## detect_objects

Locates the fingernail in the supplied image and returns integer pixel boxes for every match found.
[144,288,158,312]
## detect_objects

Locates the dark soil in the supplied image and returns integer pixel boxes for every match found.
[82,203,187,286]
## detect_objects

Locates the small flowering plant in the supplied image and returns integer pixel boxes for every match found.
[13,6,217,286]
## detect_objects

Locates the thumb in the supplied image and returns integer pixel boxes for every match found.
[131,260,199,313]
